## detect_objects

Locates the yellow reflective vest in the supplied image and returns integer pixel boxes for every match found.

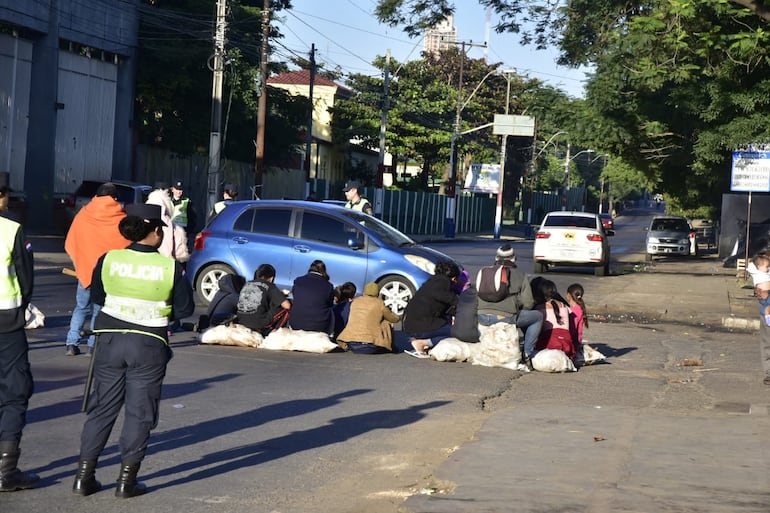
[0,217,22,310]
[100,249,175,328]
[172,198,190,227]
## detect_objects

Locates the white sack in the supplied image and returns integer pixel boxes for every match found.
[429,338,472,362]
[575,344,606,366]
[471,322,522,370]
[24,303,45,329]
[262,328,338,353]
[199,324,263,348]
[532,349,577,373]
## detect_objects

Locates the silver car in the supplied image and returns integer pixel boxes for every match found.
[645,216,696,261]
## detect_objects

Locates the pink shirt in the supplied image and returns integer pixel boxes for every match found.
[570,304,584,343]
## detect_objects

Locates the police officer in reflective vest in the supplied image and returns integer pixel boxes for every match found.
[343,180,373,215]
[72,203,194,498]
[170,179,195,237]
[0,171,38,492]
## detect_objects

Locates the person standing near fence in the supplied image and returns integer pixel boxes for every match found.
[0,171,37,492]
[343,181,373,215]
[71,203,194,498]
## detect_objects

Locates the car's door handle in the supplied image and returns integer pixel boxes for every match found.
[232,236,249,244]
[293,245,311,253]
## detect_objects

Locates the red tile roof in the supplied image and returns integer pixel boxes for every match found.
[267,69,341,88]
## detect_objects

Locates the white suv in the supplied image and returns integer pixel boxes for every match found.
[533,211,614,276]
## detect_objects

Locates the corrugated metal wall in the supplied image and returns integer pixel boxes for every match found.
[54,51,116,192]
[0,33,32,187]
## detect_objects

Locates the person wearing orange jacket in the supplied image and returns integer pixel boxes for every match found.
[64,183,129,356]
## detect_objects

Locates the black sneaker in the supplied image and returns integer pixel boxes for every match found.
[65,345,81,356]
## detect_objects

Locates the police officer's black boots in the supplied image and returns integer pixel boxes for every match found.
[0,441,40,492]
[115,462,146,498]
[72,458,101,496]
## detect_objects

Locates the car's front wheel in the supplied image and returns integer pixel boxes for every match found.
[378,276,416,316]
[195,263,235,305]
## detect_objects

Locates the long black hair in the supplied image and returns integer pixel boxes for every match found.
[535,278,566,326]
[567,283,588,328]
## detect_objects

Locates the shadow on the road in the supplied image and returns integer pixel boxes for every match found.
[592,343,636,358]
[144,398,449,490]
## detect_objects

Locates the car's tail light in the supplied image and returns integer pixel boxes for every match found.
[586,234,604,242]
[64,194,75,209]
[194,230,211,251]
[535,232,551,239]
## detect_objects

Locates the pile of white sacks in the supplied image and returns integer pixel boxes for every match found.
[199,321,606,371]
[430,322,605,372]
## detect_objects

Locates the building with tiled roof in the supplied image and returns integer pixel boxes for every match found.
[268,69,377,188]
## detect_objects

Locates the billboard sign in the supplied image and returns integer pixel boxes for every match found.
[464,163,499,194]
[731,150,770,192]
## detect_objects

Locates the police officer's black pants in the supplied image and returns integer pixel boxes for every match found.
[0,328,33,443]
[79,331,171,465]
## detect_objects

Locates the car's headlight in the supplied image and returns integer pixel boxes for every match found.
[405,254,436,274]
[647,237,659,244]
[679,238,689,244]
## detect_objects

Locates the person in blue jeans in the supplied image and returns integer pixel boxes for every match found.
[476,245,543,368]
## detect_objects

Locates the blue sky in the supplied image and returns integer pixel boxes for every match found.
[275,0,589,98]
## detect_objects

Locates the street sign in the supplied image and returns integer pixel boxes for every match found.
[731,151,770,192]
[464,163,499,193]
[493,114,535,137]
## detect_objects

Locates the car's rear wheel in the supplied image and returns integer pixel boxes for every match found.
[594,261,609,276]
[533,261,546,274]
[377,276,416,316]
[195,263,235,305]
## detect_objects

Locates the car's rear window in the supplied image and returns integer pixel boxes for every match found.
[543,215,597,229]
[233,207,292,236]
[651,219,689,231]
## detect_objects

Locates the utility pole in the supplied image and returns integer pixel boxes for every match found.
[375,49,390,218]
[494,71,514,239]
[562,141,571,210]
[304,44,316,200]
[446,40,485,238]
[208,0,227,215]
[254,0,270,199]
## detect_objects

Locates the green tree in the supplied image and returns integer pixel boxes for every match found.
[136,0,304,168]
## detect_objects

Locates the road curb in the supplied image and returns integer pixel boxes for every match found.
[723,316,761,331]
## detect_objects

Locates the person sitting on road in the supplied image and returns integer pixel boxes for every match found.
[197,273,246,331]
[402,260,460,356]
[477,245,543,368]
[332,282,357,339]
[237,264,291,336]
[566,283,588,352]
[533,278,578,361]
[337,282,400,354]
[289,260,335,335]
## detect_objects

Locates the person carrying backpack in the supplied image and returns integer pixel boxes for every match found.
[476,244,543,369]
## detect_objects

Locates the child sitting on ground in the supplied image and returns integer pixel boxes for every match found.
[566,283,588,353]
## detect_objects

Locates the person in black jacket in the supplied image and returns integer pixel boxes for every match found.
[402,260,460,355]
[289,260,335,334]
[197,273,246,331]
[0,172,38,492]
[71,204,195,499]
[237,264,291,336]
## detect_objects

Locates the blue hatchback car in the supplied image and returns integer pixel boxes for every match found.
[188,200,457,315]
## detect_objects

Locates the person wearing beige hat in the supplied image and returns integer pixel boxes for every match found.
[337,282,400,354]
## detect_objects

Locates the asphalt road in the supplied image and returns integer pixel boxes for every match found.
[7,208,767,513]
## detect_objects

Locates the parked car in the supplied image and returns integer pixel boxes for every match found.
[690,218,716,250]
[645,216,696,261]
[63,179,152,227]
[599,212,614,230]
[188,200,459,315]
[533,211,614,276]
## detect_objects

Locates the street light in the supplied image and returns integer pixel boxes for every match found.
[562,145,594,210]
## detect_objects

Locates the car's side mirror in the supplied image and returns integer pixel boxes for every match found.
[347,238,364,250]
